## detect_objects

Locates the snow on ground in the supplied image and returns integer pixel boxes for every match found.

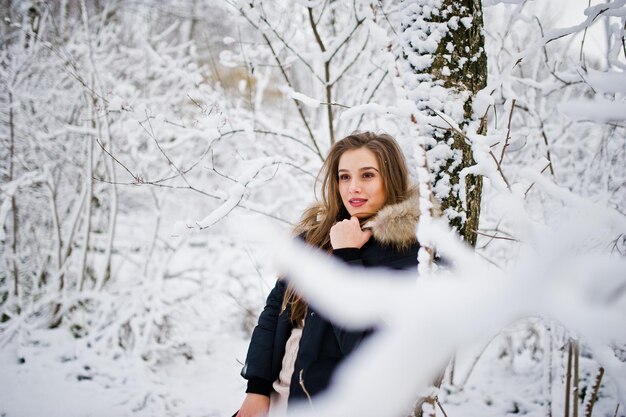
[0,328,249,417]
[0,207,268,417]
[3,318,622,417]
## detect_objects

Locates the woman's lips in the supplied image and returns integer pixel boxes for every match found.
[349,198,367,207]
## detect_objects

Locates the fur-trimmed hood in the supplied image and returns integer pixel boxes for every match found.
[363,184,422,250]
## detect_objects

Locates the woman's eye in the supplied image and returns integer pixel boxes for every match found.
[339,174,350,181]
[363,172,375,179]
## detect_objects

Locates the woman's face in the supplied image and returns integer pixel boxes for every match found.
[337,147,387,219]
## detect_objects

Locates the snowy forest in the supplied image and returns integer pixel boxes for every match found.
[1,0,625,416]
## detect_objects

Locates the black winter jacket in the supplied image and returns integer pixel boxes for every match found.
[240,186,423,408]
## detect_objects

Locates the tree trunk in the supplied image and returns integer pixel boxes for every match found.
[8,91,19,300]
[546,325,553,417]
[398,0,487,247]
[78,100,95,292]
[573,340,580,417]
[565,340,573,417]
[98,112,117,290]
[397,2,487,415]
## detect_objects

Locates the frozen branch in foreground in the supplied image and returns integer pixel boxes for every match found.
[267,203,626,417]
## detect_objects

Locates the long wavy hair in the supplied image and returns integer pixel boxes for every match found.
[281,132,411,324]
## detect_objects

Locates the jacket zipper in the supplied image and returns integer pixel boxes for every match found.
[298,369,314,409]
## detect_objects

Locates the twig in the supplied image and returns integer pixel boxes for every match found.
[252,8,324,84]
[236,26,256,110]
[498,99,516,167]
[96,138,140,183]
[471,229,519,242]
[524,163,552,197]
[356,69,389,130]
[477,219,505,250]
[575,68,597,95]
[609,234,624,256]
[239,203,293,224]
[132,159,197,186]
[436,397,449,417]
[5,20,106,102]
[329,34,370,87]
[542,8,609,46]
[494,99,499,130]
[448,354,456,386]
[535,17,576,86]
[204,38,225,88]
[458,332,502,389]
[93,176,221,199]
[314,0,330,25]
[308,7,327,52]
[308,7,335,145]
[539,123,556,177]
[215,128,317,154]
[583,366,604,417]
[261,32,324,160]
[120,126,319,189]
[376,0,397,36]
[186,93,211,115]
[226,290,258,320]
[428,107,472,148]
[488,150,512,191]
[320,101,350,108]
[622,21,626,60]
[326,18,365,63]
[475,251,503,270]
[196,158,313,229]
[210,149,237,183]
[139,110,193,188]
[232,4,323,160]
[244,247,270,293]
[478,102,491,138]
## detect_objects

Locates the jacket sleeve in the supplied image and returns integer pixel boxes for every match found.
[332,247,363,266]
[330,247,371,355]
[240,279,286,396]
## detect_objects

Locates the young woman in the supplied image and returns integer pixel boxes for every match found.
[235,132,424,417]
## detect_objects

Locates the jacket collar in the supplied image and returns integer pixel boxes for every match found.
[303,185,425,251]
[364,185,421,250]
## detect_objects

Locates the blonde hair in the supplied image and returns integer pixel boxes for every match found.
[282,132,411,323]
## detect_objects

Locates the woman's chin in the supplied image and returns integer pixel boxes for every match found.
[351,211,375,219]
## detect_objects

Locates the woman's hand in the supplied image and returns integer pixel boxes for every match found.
[235,393,270,417]
[330,216,372,249]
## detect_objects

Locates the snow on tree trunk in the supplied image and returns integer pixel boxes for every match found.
[397,0,487,247]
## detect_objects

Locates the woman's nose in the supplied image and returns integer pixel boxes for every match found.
[349,179,361,193]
